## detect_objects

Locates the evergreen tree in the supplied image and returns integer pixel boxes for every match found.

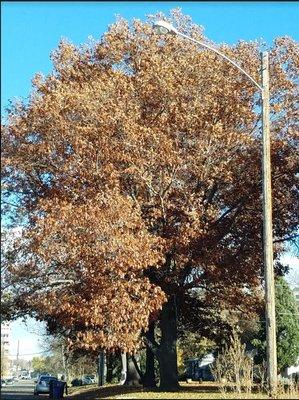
[252,277,299,372]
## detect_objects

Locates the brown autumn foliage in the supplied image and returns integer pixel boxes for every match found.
[2,10,298,357]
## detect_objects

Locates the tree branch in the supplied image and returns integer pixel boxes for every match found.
[142,334,159,356]
[273,234,298,244]
[131,355,144,381]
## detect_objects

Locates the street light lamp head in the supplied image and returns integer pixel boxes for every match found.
[153,20,178,35]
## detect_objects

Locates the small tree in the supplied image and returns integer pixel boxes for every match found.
[32,356,49,374]
[211,329,253,393]
[179,333,216,363]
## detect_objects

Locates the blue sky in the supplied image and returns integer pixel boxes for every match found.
[9,318,49,361]
[2,1,299,359]
[2,1,299,113]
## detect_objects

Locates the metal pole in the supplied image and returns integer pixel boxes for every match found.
[261,51,277,396]
[61,343,68,382]
[16,340,19,377]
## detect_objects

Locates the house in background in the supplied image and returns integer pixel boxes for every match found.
[286,286,299,378]
[1,322,11,357]
[1,322,13,377]
[185,353,215,381]
[293,286,299,311]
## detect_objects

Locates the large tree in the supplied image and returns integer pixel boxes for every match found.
[2,9,298,390]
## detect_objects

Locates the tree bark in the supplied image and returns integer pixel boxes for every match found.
[144,322,157,388]
[98,350,107,386]
[157,295,180,391]
[106,353,113,383]
[120,352,127,385]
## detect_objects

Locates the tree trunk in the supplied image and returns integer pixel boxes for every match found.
[157,295,180,391]
[120,352,127,385]
[124,354,142,386]
[106,354,113,383]
[98,350,107,386]
[144,322,157,388]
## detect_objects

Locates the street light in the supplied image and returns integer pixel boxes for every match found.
[154,20,277,395]
[154,20,178,35]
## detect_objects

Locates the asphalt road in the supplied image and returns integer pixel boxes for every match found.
[0,379,43,400]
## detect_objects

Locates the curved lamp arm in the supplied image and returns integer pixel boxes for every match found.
[154,20,263,91]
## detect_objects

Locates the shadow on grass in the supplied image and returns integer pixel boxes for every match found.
[66,382,299,399]
[67,384,143,399]
[67,383,221,400]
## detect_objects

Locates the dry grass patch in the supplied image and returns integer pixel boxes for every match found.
[67,382,299,400]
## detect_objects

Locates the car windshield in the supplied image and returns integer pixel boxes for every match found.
[39,376,56,383]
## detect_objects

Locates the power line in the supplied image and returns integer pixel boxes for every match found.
[10,349,52,357]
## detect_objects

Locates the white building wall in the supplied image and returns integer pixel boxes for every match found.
[293,287,299,310]
[1,322,11,356]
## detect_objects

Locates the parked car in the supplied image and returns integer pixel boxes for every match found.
[5,378,14,385]
[84,375,96,383]
[34,372,49,383]
[71,378,83,387]
[71,376,95,387]
[34,375,58,395]
[1,379,7,387]
[82,376,93,385]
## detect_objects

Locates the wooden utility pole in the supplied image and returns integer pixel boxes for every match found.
[262,51,277,396]
[154,19,278,397]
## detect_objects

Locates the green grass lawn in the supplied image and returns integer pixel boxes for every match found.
[66,382,299,400]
